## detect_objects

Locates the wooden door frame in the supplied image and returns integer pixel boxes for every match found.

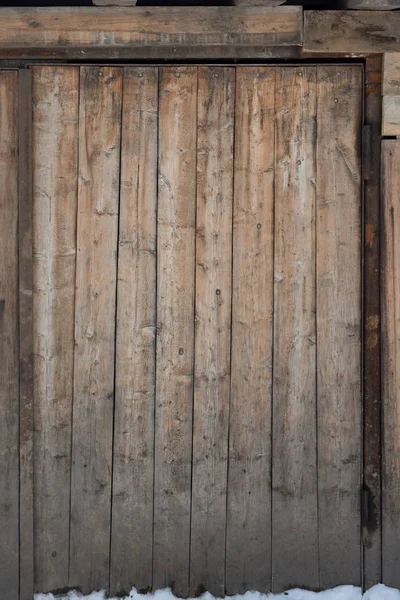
[3,6,393,595]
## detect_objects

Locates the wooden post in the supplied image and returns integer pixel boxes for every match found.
[18,68,34,600]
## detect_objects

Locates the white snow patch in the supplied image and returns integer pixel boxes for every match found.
[34,584,400,600]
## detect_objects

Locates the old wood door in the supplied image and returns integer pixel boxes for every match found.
[0,65,363,599]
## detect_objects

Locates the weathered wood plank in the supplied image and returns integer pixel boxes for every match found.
[344,0,400,8]
[304,11,400,54]
[383,53,400,95]
[316,65,362,588]
[0,46,301,61]
[382,95,400,136]
[0,70,19,600]
[381,139,400,590]
[363,55,382,590]
[190,66,234,598]
[110,67,158,597]
[153,66,197,598]
[19,68,35,600]
[32,66,79,593]
[0,7,303,54]
[69,66,122,594]
[272,66,319,593]
[225,67,275,596]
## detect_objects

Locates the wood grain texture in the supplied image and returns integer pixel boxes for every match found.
[0,7,302,53]
[225,67,275,595]
[32,66,79,593]
[344,0,400,8]
[153,67,197,597]
[383,53,400,95]
[304,11,400,54]
[381,139,400,589]
[363,55,382,590]
[110,67,158,597]
[0,46,301,61]
[0,70,19,600]
[19,68,35,600]
[69,66,122,594]
[190,66,234,598]
[93,0,137,5]
[272,67,319,593]
[382,95,400,136]
[316,65,362,588]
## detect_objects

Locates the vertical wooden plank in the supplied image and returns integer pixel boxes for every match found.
[0,70,19,600]
[19,68,35,600]
[363,56,382,590]
[153,66,197,597]
[225,67,275,595]
[316,65,362,588]
[32,66,79,593]
[382,139,400,590]
[69,66,122,594]
[190,66,234,598]
[272,66,318,592]
[110,67,158,596]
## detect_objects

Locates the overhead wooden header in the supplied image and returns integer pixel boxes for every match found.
[0,7,400,60]
[0,6,302,56]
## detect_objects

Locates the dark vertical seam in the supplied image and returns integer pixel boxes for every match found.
[152,65,160,593]
[315,66,321,591]
[270,66,277,593]
[108,67,125,596]
[224,65,236,597]
[18,67,34,600]
[68,65,81,587]
[188,66,199,596]
[360,66,366,588]
[17,67,22,600]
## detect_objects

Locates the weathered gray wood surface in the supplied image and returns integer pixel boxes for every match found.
[383,53,400,95]
[272,67,319,593]
[0,70,19,600]
[382,95,400,136]
[190,66,234,598]
[344,0,400,8]
[316,65,362,588]
[381,139,400,590]
[32,66,79,593]
[304,11,400,54]
[69,67,122,593]
[0,65,367,598]
[110,67,158,596]
[153,67,197,597]
[225,66,275,595]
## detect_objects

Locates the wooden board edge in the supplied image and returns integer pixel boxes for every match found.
[18,67,34,600]
[362,55,383,590]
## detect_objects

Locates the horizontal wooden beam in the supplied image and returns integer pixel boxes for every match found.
[304,11,400,54]
[0,7,302,59]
